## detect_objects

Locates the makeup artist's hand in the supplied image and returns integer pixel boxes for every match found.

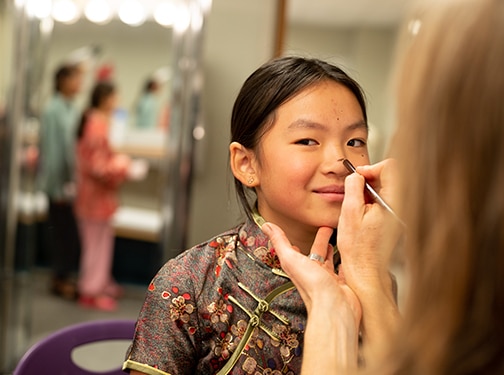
[262,223,362,373]
[261,223,361,325]
[337,158,401,362]
[338,158,400,287]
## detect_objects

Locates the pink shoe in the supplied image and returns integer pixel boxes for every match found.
[78,295,118,312]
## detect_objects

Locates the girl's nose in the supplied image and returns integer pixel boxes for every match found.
[321,148,348,176]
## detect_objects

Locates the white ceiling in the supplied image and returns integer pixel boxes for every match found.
[288,0,416,28]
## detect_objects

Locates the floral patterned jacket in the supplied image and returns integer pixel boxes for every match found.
[123,217,307,375]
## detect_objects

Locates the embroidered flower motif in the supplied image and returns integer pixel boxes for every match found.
[246,234,256,247]
[212,332,237,360]
[210,236,238,277]
[170,295,195,323]
[241,356,257,374]
[238,228,249,245]
[230,320,261,351]
[208,299,230,323]
[239,224,280,268]
[270,324,299,358]
[230,319,248,337]
[253,246,281,269]
[161,291,171,299]
[239,228,267,247]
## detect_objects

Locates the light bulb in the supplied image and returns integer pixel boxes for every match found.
[85,0,112,25]
[52,0,80,24]
[118,0,146,27]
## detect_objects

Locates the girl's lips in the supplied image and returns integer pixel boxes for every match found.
[314,185,345,194]
[313,186,345,202]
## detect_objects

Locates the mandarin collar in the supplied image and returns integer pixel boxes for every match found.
[237,210,282,271]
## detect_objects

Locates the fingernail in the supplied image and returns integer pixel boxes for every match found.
[261,222,271,232]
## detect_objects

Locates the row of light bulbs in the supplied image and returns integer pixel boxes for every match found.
[26,0,191,27]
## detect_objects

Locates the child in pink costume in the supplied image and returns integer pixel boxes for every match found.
[75,81,130,311]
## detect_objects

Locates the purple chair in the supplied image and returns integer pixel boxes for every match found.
[13,319,136,375]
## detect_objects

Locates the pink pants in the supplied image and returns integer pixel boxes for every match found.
[77,218,115,297]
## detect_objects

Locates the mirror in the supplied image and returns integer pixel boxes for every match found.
[38,14,176,287]
[0,0,210,372]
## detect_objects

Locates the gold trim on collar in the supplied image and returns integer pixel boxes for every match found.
[252,207,266,228]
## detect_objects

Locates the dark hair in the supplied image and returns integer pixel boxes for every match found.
[231,56,368,220]
[54,64,80,93]
[77,81,116,140]
[144,79,157,93]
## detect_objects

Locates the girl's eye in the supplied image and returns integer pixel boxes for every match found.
[296,139,318,146]
[347,139,366,147]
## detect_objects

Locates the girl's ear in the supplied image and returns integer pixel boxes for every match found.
[229,142,259,187]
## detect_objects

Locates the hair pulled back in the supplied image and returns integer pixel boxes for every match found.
[77,81,116,140]
[230,56,367,220]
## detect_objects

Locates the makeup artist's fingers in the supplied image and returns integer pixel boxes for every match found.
[261,222,299,252]
[262,222,341,311]
[261,222,304,275]
[355,158,399,207]
[261,223,334,270]
[311,226,334,270]
[342,172,367,220]
[354,158,391,180]
[339,172,388,280]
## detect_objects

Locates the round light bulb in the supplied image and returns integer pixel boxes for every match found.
[52,0,80,24]
[154,1,176,27]
[85,0,112,25]
[118,0,146,27]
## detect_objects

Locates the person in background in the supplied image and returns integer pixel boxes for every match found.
[39,63,83,300]
[124,56,375,375]
[135,77,163,130]
[74,80,132,312]
[262,0,504,373]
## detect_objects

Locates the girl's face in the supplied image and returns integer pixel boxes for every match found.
[101,92,118,113]
[254,80,369,243]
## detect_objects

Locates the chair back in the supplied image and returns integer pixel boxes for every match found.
[13,319,136,375]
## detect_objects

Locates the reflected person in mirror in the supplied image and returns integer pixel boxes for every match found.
[75,79,147,312]
[38,62,83,300]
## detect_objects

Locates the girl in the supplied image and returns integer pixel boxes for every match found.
[124,56,371,375]
[75,81,131,311]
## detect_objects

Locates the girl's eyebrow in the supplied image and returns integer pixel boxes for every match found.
[287,119,368,131]
[345,120,368,132]
[287,119,326,130]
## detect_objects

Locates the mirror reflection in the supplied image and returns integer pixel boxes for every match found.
[35,5,175,303]
[1,0,208,372]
